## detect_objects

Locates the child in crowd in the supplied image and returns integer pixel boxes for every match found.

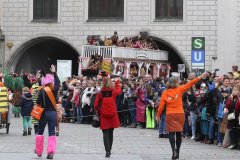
[20,87,34,136]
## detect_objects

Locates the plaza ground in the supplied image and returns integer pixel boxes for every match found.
[0,117,240,160]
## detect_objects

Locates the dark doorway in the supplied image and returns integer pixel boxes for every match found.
[15,38,79,75]
[131,35,188,77]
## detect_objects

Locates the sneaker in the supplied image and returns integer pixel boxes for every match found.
[228,145,237,149]
[190,135,195,140]
[159,134,164,138]
[218,143,222,147]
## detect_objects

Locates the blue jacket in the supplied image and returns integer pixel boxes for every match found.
[20,93,34,117]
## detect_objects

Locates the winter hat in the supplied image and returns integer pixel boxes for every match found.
[42,74,54,87]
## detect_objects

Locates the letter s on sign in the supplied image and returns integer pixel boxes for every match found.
[194,39,203,49]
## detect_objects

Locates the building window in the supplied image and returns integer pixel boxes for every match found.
[155,0,183,20]
[33,0,58,20]
[88,0,124,22]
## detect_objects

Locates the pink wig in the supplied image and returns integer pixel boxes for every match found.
[42,74,54,87]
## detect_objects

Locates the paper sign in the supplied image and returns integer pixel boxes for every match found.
[101,61,113,74]
[57,60,72,82]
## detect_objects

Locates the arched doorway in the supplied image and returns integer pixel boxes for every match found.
[7,36,80,75]
[132,33,190,77]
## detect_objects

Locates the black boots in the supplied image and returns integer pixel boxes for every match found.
[28,128,32,135]
[105,151,111,158]
[23,131,27,136]
[47,152,53,159]
[172,149,179,160]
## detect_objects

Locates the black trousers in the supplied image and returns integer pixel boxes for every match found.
[82,104,91,123]
[169,132,182,153]
[102,128,114,153]
[229,128,240,146]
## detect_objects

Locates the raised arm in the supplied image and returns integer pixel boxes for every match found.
[179,77,200,93]
[179,72,209,93]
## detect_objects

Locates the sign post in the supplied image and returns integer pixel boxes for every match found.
[191,37,205,75]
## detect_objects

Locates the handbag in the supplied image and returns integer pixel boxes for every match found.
[92,113,100,128]
[31,90,45,121]
[227,112,235,120]
[31,105,44,120]
[92,94,102,128]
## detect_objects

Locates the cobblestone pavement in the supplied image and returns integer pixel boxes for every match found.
[0,117,240,160]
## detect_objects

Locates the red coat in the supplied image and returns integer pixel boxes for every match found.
[94,80,122,130]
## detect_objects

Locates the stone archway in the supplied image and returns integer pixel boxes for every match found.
[131,33,190,76]
[6,34,80,75]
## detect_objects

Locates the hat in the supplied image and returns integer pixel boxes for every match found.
[223,88,231,94]
[42,74,54,87]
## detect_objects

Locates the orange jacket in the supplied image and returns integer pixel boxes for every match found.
[157,77,201,118]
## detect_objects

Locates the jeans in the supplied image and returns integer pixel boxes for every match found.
[184,113,190,136]
[217,118,223,144]
[208,116,215,140]
[201,120,209,136]
[190,111,197,136]
[62,100,67,108]
[38,111,57,136]
[77,106,83,123]
[129,105,136,124]
[159,114,167,134]
[22,116,31,131]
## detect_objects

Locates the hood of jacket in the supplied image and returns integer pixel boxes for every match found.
[22,93,33,100]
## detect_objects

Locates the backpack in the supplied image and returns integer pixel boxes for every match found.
[100,91,116,118]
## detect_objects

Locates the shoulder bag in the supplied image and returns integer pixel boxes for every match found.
[227,111,235,120]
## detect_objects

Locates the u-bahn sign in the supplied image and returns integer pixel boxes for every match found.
[191,37,205,73]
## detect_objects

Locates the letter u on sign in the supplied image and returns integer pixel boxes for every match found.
[194,51,202,61]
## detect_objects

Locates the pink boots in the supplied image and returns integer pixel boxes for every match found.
[47,136,57,159]
[35,135,57,159]
[35,135,44,157]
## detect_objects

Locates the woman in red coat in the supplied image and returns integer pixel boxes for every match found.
[94,77,122,158]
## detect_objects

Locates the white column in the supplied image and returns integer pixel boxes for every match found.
[113,61,119,74]
[125,61,131,78]
[145,63,151,75]
[167,64,170,78]
[78,56,82,76]
[156,63,162,77]
[137,62,144,77]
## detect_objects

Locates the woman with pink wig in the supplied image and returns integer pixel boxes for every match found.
[34,65,60,159]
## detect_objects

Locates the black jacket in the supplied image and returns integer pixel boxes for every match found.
[37,73,60,112]
[20,93,34,117]
[207,88,223,117]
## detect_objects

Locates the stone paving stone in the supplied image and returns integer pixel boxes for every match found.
[0,117,239,160]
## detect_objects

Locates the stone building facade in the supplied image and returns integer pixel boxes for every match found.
[0,0,238,75]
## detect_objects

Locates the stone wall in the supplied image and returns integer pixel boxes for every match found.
[2,0,218,71]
